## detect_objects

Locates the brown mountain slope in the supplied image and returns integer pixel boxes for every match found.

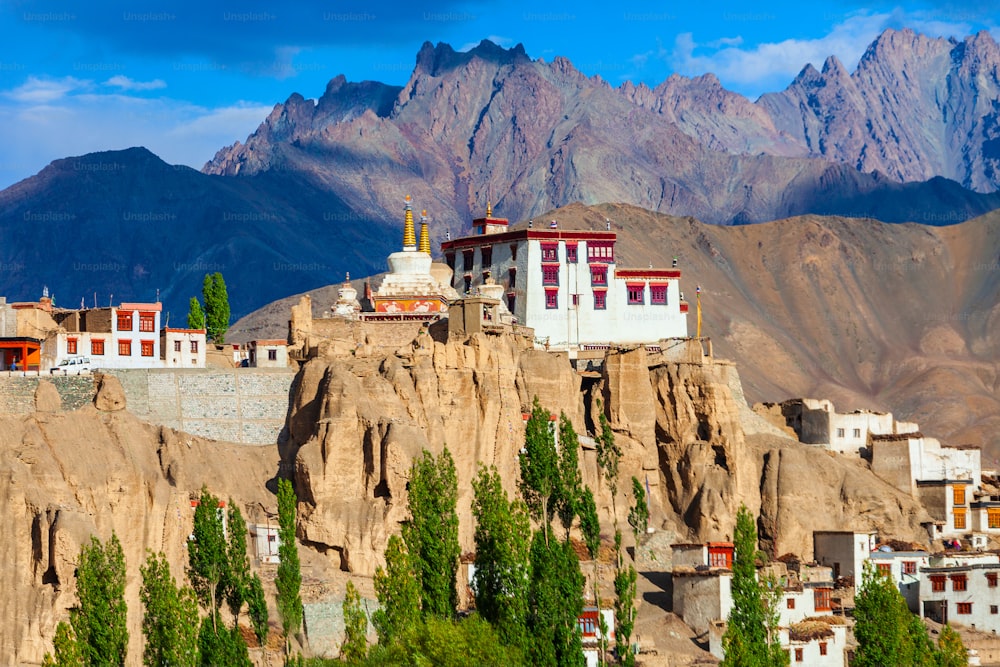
[231,205,1000,462]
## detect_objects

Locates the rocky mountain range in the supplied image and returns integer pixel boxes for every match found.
[207,28,1000,231]
[2,28,1000,320]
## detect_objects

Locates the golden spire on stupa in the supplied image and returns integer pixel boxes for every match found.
[418,209,431,254]
[402,194,416,249]
[486,200,493,217]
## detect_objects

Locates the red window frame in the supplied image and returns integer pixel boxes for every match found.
[951,574,968,592]
[139,312,156,332]
[877,563,893,576]
[190,340,199,353]
[540,242,559,262]
[117,312,133,331]
[930,575,946,592]
[988,573,998,588]
[593,290,606,310]
[627,283,645,305]
[545,289,558,310]
[902,561,917,575]
[957,602,972,615]
[542,264,560,286]
[587,241,614,263]
[566,243,578,263]
[819,642,827,656]
[268,349,277,361]
[118,339,132,356]
[91,339,105,356]
[140,340,154,357]
[591,265,607,286]
[786,597,795,609]
[650,283,667,304]
[67,337,78,354]
[174,340,182,352]
[814,588,832,612]
[794,648,803,662]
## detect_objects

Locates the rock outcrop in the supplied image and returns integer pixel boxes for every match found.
[0,408,277,666]
[285,333,930,577]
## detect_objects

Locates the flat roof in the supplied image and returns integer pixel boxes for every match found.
[441,228,617,251]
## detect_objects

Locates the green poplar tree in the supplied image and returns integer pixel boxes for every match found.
[186,297,205,330]
[187,487,229,628]
[720,504,787,667]
[520,397,559,544]
[472,465,531,652]
[527,530,585,667]
[225,502,250,625]
[577,487,606,666]
[197,614,250,667]
[372,534,421,645]
[42,621,83,667]
[555,413,583,538]
[938,624,967,667]
[341,581,369,662]
[202,273,231,343]
[402,447,460,619]
[627,477,649,539]
[71,533,129,666]
[854,561,941,667]
[594,399,621,521]
[140,551,200,667]
[246,573,269,648]
[613,531,637,667]
[276,478,303,649]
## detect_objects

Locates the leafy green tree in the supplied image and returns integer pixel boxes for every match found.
[71,533,129,666]
[186,297,205,330]
[340,581,368,663]
[720,504,786,667]
[938,624,967,667]
[402,447,460,619]
[520,397,559,544]
[188,487,229,628]
[202,272,231,343]
[225,501,251,625]
[372,535,421,646]
[527,530,585,667]
[42,621,83,667]
[471,465,531,651]
[361,615,523,667]
[627,477,649,539]
[578,487,601,564]
[594,399,621,520]
[140,551,200,667]
[198,613,251,667]
[854,561,940,667]
[613,531,637,667]
[555,413,583,538]
[276,478,304,647]
[246,573,269,647]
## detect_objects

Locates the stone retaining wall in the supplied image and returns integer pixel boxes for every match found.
[0,368,295,445]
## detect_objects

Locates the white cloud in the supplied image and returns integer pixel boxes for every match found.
[104,75,167,91]
[668,10,981,98]
[0,87,271,188]
[4,76,91,103]
[458,35,514,52]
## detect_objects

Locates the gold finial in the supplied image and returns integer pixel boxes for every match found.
[402,195,416,249]
[419,210,431,254]
[486,200,492,217]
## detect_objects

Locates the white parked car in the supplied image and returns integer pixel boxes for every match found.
[50,357,92,375]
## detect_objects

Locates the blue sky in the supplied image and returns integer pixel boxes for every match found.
[1,0,997,189]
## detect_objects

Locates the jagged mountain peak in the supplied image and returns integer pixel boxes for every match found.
[414,39,530,77]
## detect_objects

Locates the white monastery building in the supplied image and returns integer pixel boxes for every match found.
[440,207,688,347]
